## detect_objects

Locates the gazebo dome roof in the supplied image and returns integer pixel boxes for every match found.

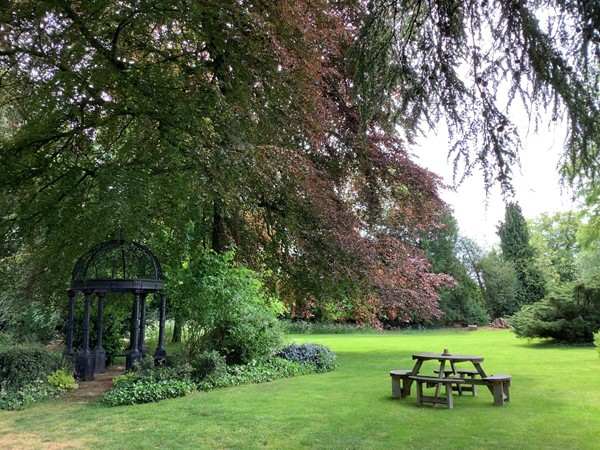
[71,239,164,292]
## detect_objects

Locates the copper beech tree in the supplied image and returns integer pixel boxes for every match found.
[0,1,450,325]
[3,1,597,326]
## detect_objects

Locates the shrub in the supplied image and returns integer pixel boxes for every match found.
[169,250,285,365]
[189,350,227,382]
[276,343,337,372]
[2,301,63,344]
[0,345,66,390]
[0,380,61,411]
[100,378,196,406]
[0,345,72,411]
[594,331,600,357]
[0,331,15,346]
[510,281,600,343]
[99,378,196,406]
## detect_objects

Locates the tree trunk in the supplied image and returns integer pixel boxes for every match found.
[171,317,183,344]
[211,200,228,253]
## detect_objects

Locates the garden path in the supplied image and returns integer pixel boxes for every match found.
[65,365,125,403]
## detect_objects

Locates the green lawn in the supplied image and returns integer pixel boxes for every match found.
[1,330,599,449]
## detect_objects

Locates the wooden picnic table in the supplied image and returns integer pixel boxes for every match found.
[390,349,511,408]
[410,351,488,379]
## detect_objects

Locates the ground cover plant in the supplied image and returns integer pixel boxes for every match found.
[0,330,598,449]
[98,344,336,406]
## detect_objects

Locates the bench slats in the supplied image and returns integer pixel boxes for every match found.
[409,375,465,384]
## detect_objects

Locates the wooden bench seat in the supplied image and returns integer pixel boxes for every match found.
[390,370,412,398]
[409,375,465,409]
[455,369,479,395]
[433,369,479,396]
[483,374,511,406]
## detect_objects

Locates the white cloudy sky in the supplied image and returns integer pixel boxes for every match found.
[414,120,577,248]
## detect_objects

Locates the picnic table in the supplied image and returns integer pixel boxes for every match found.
[390,349,511,409]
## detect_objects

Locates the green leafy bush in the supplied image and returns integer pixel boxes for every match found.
[189,350,227,382]
[197,357,315,390]
[0,345,71,410]
[276,343,337,372]
[169,250,285,365]
[47,369,78,390]
[0,345,66,390]
[594,331,600,357]
[0,331,15,346]
[0,300,62,344]
[0,380,61,411]
[99,378,196,406]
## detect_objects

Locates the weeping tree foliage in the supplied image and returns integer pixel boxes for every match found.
[1,1,599,333]
[577,181,600,249]
[350,0,600,191]
[0,0,449,328]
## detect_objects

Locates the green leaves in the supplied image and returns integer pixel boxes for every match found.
[168,249,285,365]
[352,0,600,189]
[1,0,453,330]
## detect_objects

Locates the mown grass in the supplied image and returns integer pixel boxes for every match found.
[0,330,599,449]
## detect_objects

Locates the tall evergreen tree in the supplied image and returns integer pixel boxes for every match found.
[480,250,521,318]
[497,202,547,308]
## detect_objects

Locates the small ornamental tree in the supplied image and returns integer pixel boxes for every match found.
[168,250,285,365]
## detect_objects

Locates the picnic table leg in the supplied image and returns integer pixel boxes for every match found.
[415,379,424,406]
[492,382,505,406]
[445,383,454,409]
[473,362,494,395]
[411,359,424,375]
[434,360,446,399]
[449,361,463,395]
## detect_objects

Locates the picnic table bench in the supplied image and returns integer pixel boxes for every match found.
[409,375,465,409]
[390,350,511,408]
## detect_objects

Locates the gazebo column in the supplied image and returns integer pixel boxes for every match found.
[154,293,167,362]
[94,291,107,373]
[76,290,95,381]
[126,290,142,370]
[64,290,76,362]
[138,292,148,356]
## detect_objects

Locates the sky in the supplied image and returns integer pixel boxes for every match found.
[414,120,577,248]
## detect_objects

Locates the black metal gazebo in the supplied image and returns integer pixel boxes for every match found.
[64,239,168,381]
